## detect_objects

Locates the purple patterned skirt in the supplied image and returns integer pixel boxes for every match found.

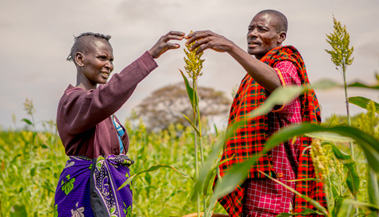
[54,155,133,217]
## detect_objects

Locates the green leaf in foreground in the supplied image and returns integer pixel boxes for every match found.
[347,81,379,89]
[212,155,260,200]
[337,199,379,217]
[306,132,353,142]
[367,169,379,211]
[266,123,379,176]
[205,155,261,216]
[349,96,379,111]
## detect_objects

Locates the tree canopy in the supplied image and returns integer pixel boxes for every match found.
[137,83,231,131]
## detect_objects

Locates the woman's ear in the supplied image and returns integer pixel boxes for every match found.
[278,31,286,44]
[75,52,85,67]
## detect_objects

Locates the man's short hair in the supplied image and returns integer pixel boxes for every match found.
[67,32,111,63]
[257,9,288,33]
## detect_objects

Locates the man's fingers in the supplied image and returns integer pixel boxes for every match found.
[195,43,212,54]
[191,38,209,51]
[186,30,213,45]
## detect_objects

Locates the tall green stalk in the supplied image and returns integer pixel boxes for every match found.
[325,16,354,156]
[180,32,206,217]
[325,15,356,215]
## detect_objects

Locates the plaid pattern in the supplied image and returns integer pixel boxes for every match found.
[244,61,301,216]
[217,46,326,217]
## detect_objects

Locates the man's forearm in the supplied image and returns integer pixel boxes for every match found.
[227,44,281,93]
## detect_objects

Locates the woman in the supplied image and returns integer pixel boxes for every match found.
[54,31,184,217]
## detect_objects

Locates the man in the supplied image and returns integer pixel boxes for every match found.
[187,10,325,217]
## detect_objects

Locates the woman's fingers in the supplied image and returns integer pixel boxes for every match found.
[149,31,185,58]
[162,31,185,42]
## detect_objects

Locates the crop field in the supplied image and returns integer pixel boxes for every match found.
[1,104,378,217]
[0,119,228,216]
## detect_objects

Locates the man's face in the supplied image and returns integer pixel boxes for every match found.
[247,13,284,59]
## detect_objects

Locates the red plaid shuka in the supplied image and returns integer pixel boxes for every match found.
[217,46,326,217]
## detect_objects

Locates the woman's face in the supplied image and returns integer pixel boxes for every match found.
[80,39,114,86]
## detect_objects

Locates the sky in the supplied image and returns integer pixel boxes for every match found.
[0,0,378,130]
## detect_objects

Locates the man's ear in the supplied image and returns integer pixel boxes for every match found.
[278,31,286,44]
[75,52,85,67]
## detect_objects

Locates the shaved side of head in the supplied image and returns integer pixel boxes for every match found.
[67,32,111,65]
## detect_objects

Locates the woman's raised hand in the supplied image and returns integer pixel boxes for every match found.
[148,31,185,59]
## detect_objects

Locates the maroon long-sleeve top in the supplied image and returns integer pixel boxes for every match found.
[57,51,158,159]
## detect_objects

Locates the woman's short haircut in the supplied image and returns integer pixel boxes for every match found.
[67,32,111,63]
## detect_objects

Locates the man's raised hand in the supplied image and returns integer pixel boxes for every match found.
[186,30,235,54]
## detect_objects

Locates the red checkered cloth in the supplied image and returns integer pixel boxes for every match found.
[244,60,301,216]
[217,46,326,217]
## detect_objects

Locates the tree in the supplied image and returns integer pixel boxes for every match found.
[137,83,231,131]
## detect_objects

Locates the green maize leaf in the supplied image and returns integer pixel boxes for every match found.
[339,199,379,212]
[347,81,379,89]
[211,155,260,203]
[326,142,352,161]
[266,123,379,175]
[349,96,379,111]
[333,196,345,217]
[336,201,353,217]
[182,113,201,136]
[21,118,33,125]
[345,162,360,195]
[201,165,217,197]
[306,132,353,142]
[331,185,339,203]
[202,156,233,197]
[204,155,261,215]
[191,137,225,201]
[247,85,305,118]
[275,208,324,216]
[368,169,379,209]
[179,69,198,109]
[213,123,219,136]
[118,164,192,191]
[311,79,341,90]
